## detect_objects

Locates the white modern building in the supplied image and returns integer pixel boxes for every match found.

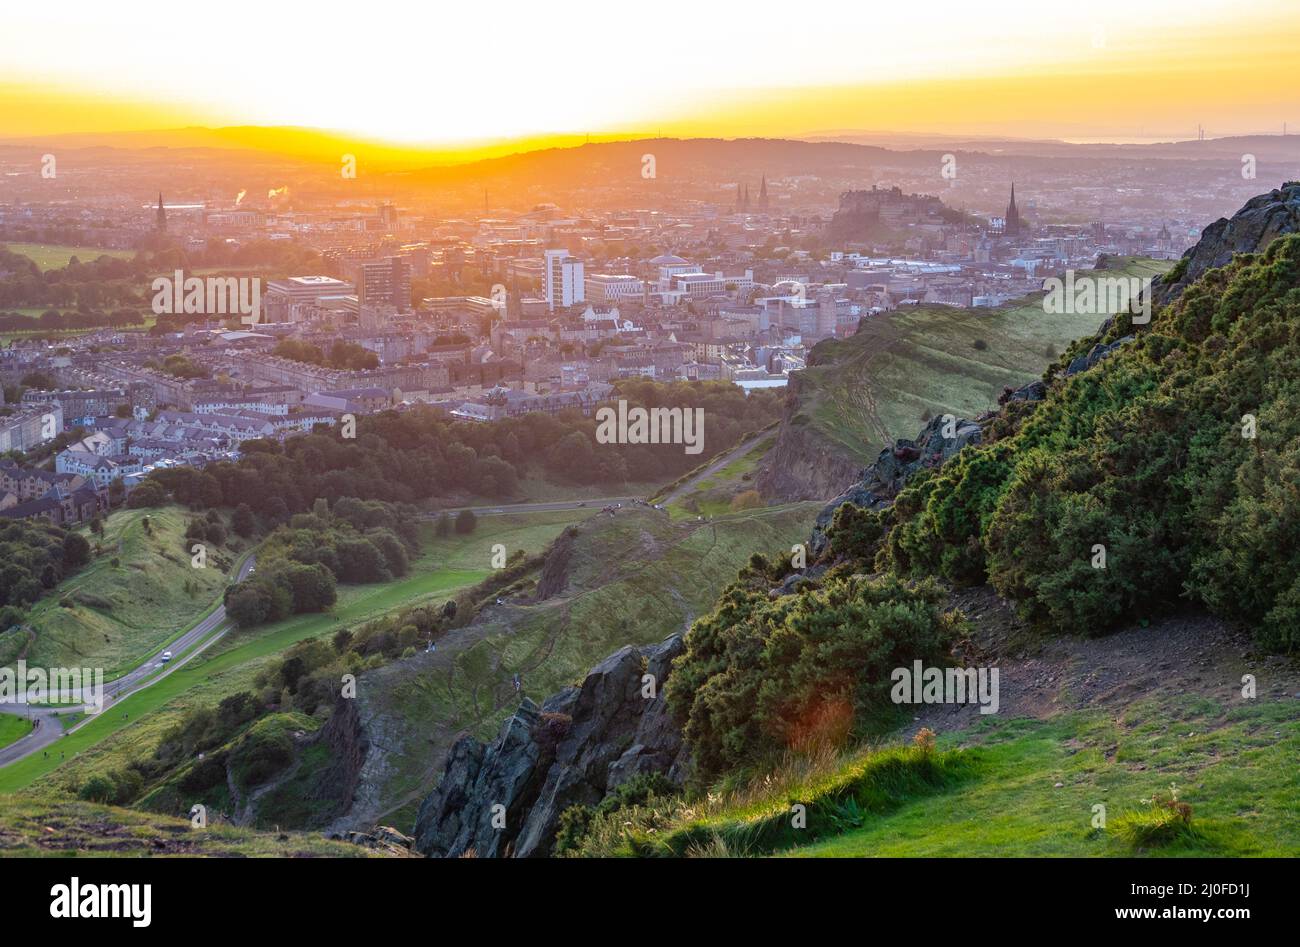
[544,249,585,311]
[584,273,644,304]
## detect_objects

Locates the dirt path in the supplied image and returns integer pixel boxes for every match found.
[660,434,769,506]
[905,585,1300,737]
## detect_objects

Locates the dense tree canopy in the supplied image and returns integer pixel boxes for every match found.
[143,380,783,518]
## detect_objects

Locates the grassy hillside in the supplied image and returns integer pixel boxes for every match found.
[666,436,772,519]
[798,701,1299,857]
[566,605,1300,858]
[758,257,1172,499]
[350,500,822,830]
[0,511,589,798]
[0,794,373,856]
[12,506,238,676]
[0,716,32,751]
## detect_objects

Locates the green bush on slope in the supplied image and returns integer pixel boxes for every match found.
[872,233,1300,648]
[668,237,1300,790]
[666,573,963,778]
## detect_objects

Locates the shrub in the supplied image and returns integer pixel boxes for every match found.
[179,754,227,794]
[77,775,116,803]
[62,532,91,570]
[862,234,1300,647]
[231,727,294,788]
[553,773,678,857]
[667,574,964,777]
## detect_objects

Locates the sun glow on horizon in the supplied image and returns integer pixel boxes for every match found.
[1,0,1297,149]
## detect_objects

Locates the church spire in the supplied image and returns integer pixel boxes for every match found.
[1004,183,1022,236]
[156,192,167,232]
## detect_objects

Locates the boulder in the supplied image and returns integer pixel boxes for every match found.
[512,634,686,857]
[1000,379,1047,404]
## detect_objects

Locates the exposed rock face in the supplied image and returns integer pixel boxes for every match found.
[755,374,864,501]
[533,527,576,601]
[809,413,982,558]
[305,695,370,826]
[1153,182,1300,306]
[412,700,552,858]
[1065,335,1134,377]
[412,634,687,858]
[999,379,1047,404]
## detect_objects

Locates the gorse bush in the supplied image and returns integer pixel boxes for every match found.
[553,772,677,857]
[666,573,964,778]
[666,235,1300,792]
[860,233,1300,648]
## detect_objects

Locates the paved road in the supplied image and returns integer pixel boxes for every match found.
[0,555,256,769]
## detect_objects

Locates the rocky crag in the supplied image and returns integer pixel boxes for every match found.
[754,371,865,501]
[1153,182,1300,305]
[412,634,687,858]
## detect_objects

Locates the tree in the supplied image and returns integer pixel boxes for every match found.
[77,775,117,803]
[62,532,91,570]
[281,562,337,613]
[126,480,165,508]
[454,509,478,534]
[19,371,55,390]
[225,585,270,628]
[263,496,290,526]
[231,503,256,538]
[434,512,451,537]
[336,538,389,583]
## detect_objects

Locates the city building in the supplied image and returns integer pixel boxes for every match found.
[544,249,585,311]
[355,257,413,310]
[584,273,645,304]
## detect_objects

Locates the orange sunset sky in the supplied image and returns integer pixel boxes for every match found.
[1,0,1297,155]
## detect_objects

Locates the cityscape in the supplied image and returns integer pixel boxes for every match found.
[0,0,1296,925]
[8,136,1279,508]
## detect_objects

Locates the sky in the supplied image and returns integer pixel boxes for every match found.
[1,0,1297,149]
